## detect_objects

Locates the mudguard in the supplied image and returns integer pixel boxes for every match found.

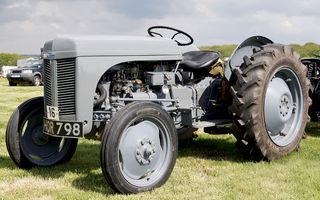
[224,36,273,80]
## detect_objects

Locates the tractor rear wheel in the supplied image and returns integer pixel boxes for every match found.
[230,44,310,161]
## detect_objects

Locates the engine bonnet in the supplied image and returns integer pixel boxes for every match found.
[42,35,197,59]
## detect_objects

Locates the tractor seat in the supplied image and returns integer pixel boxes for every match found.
[180,51,220,70]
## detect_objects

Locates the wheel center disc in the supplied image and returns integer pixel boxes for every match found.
[264,67,304,147]
[31,126,49,146]
[279,95,292,119]
[119,120,166,181]
[265,77,293,136]
[136,138,156,165]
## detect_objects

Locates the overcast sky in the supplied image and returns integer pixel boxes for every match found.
[1,0,320,54]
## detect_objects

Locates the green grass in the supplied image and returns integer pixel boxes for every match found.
[0,77,320,199]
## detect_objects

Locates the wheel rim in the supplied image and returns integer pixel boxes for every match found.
[20,109,71,166]
[34,77,40,86]
[118,116,172,187]
[264,67,304,146]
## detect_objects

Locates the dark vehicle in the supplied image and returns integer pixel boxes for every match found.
[302,58,320,121]
[7,60,43,86]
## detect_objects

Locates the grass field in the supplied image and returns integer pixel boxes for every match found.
[0,77,320,200]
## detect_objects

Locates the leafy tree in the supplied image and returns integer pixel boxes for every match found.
[290,43,320,58]
[0,53,25,69]
[200,43,320,58]
[200,44,237,58]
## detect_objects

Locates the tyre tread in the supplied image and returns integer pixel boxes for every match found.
[229,44,310,161]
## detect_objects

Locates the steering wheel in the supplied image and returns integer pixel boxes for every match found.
[147,26,194,46]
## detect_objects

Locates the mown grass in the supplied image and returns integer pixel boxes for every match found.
[0,78,320,199]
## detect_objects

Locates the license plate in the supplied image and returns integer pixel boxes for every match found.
[43,118,83,138]
[11,74,20,78]
[46,106,59,120]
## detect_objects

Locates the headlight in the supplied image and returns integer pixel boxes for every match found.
[22,70,33,73]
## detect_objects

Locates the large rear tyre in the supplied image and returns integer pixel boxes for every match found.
[230,44,311,161]
[100,102,178,194]
[6,97,78,168]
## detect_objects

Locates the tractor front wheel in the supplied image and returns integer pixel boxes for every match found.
[100,102,178,194]
[6,97,78,168]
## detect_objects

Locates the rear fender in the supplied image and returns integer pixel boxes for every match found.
[224,36,273,81]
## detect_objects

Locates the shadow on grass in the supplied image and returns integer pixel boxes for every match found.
[305,122,320,137]
[178,134,248,163]
[0,154,18,169]
[0,142,115,196]
[0,134,249,196]
[44,142,114,196]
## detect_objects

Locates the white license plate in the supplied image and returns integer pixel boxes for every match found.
[11,74,20,78]
[43,118,83,138]
[46,106,59,120]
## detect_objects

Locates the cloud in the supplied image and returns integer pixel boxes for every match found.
[0,0,320,54]
[104,0,172,19]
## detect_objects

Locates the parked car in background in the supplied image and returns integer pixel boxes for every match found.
[6,60,43,86]
[2,66,17,78]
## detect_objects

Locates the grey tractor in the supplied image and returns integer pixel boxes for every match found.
[6,26,310,194]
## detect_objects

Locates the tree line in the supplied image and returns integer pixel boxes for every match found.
[0,53,25,68]
[1,43,320,69]
[201,42,320,58]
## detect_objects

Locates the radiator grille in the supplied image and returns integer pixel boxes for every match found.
[57,58,76,116]
[44,59,53,106]
[12,70,22,73]
[44,58,76,117]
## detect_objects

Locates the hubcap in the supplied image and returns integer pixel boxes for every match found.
[136,138,156,165]
[118,118,171,186]
[264,67,303,146]
[265,77,293,134]
[279,95,291,118]
[31,126,49,146]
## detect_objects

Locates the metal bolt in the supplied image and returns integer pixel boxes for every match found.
[280,132,287,136]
